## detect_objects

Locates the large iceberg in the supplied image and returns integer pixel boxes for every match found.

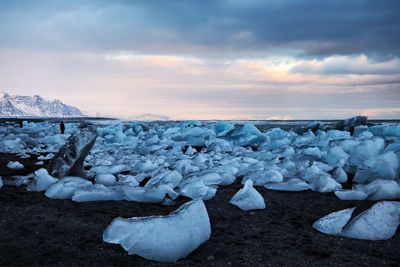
[103,200,211,262]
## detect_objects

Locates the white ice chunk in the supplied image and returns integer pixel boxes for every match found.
[331,167,348,183]
[26,168,58,192]
[45,177,92,199]
[72,184,124,202]
[134,160,155,173]
[242,169,283,186]
[354,152,399,184]
[117,175,139,186]
[334,189,368,200]
[324,146,348,167]
[179,173,221,200]
[265,178,309,191]
[308,175,342,193]
[214,122,234,137]
[123,184,178,203]
[7,161,24,170]
[364,179,400,201]
[348,139,384,166]
[103,200,211,262]
[313,207,356,235]
[95,174,117,186]
[230,180,266,211]
[341,201,400,240]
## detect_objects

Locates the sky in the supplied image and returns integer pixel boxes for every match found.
[1,0,399,120]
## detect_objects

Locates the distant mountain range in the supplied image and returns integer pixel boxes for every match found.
[0,91,85,117]
[130,113,170,121]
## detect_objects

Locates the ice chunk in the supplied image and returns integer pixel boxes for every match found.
[265,178,309,191]
[354,152,399,184]
[364,179,400,201]
[324,146,348,167]
[179,173,221,200]
[313,207,356,235]
[103,200,211,262]
[228,123,265,147]
[369,124,400,137]
[117,175,139,186]
[95,174,117,186]
[0,177,3,189]
[348,139,384,166]
[134,160,155,173]
[341,201,400,240]
[123,184,178,203]
[45,177,92,199]
[72,184,124,202]
[308,175,342,193]
[242,169,283,186]
[7,161,24,170]
[26,168,58,192]
[214,122,234,137]
[331,167,347,183]
[334,189,368,200]
[230,180,266,211]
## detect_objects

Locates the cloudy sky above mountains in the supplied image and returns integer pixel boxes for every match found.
[1,0,399,119]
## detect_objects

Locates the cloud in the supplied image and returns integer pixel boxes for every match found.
[0,0,399,58]
[291,55,400,75]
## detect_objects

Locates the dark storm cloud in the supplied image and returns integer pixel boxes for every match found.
[0,0,399,58]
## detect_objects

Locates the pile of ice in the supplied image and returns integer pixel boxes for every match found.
[82,119,399,204]
[0,121,77,154]
[103,200,211,262]
[313,201,400,240]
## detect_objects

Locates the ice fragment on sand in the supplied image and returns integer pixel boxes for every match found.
[103,200,211,262]
[230,180,266,211]
[313,207,356,235]
[7,161,24,170]
[26,168,58,192]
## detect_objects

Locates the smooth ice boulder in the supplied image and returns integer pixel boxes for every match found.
[95,174,117,186]
[313,207,356,235]
[242,169,283,186]
[265,178,309,192]
[7,161,24,170]
[72,184,124,202]
[45,177,92,199]
[341,201,400,240]
[362,179,400,200]
[26,168,58,192]
[123,184,179,203]
[230,180,266,211]
[334,189,368,200]
[103,200,211,262]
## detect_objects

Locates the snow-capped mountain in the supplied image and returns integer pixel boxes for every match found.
[0,91,86,117]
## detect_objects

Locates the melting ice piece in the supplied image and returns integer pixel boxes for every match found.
[230,180,266,211]
[45,176,92,199]
[123,184,179,203]
[308,175,342,193]
[242,169,283,186]
[72,184,124,202]
[265,178,309,192]
[363,179,400,201]
[334,189,368,200]
[103,200,211,262]
[313,207,356,235]
[26,168,58,192]
[341,201,400,240]
[7,161,24,170]
[95,174,117,186]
